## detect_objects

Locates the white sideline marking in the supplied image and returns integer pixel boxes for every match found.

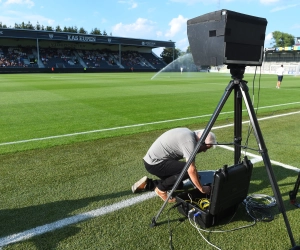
[217,145,300,173]
[0,108,299,247]
[0,192,156,247]
[1,148,299,247]
[0,102,300,146]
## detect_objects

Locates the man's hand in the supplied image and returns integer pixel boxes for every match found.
[201,185,211,195]
[187,163,211,195]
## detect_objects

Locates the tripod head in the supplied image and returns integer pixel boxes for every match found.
[228,64,246,81]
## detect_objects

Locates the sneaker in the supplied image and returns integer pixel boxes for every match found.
[131,176,148,193]
[154,187,176,203]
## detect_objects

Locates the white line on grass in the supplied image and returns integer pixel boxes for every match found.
[0,107,299,247]
[1,102,300,146]
[217,145,300,172]
[0,146,298,247]
[0,192,156,247]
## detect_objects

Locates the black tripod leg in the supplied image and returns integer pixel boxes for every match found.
[150,80,236,227]
[289,172,300,205]
[234,85,243,164]
[239,81,296,247]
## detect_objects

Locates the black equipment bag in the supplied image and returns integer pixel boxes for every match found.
[176,157,253,228]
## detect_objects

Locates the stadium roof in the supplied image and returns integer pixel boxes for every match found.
[0,28,175,49]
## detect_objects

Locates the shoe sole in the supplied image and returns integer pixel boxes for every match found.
[131,176,148,193]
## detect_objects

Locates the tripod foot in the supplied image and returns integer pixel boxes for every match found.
[150,217,157,228]
[291,246,300,250]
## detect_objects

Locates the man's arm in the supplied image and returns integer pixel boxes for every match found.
[187,162,211,194]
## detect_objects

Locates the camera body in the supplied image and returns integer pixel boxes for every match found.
[187,10,267,66]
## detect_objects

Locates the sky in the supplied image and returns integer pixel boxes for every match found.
[0,0,299,55]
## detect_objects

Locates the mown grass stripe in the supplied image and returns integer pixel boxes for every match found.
[1,105,299,147]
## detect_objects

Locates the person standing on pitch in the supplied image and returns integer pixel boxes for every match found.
[131,128,216,203]
[276,64,284,89]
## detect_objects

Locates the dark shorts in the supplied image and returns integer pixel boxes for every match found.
[278,75,283,82]
[143,159,189,191]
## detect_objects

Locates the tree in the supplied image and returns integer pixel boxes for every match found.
[14,22,25,29]
[90,28,102,35]
[272,31,295,47]
[55,25,62,32]
[160,47,181,64]
[186,45,191,54]
[1,20,111,35]
[45,26,53,31]
[65,26,78,33]
[26,21,34,29]
[36,22,41,30]
[78,27,87,34]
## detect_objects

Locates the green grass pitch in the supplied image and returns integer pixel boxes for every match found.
[0,72,300,249]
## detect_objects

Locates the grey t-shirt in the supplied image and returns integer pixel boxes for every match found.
[143,128,197,165]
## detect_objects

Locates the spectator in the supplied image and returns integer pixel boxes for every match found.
[276,65,284,89]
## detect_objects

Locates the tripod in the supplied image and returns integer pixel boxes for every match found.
[151,65,298,249]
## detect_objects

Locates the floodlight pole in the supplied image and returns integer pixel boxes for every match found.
[151,65,297,248]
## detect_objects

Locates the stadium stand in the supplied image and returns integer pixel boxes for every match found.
[0,28,173,73]
[39,48,83,68]
[121,51,152,69]
[78,49,120,69]
[0,45,167,71]
[0,46,37,68]
[140,52,166,70]
[242,44,300,75]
